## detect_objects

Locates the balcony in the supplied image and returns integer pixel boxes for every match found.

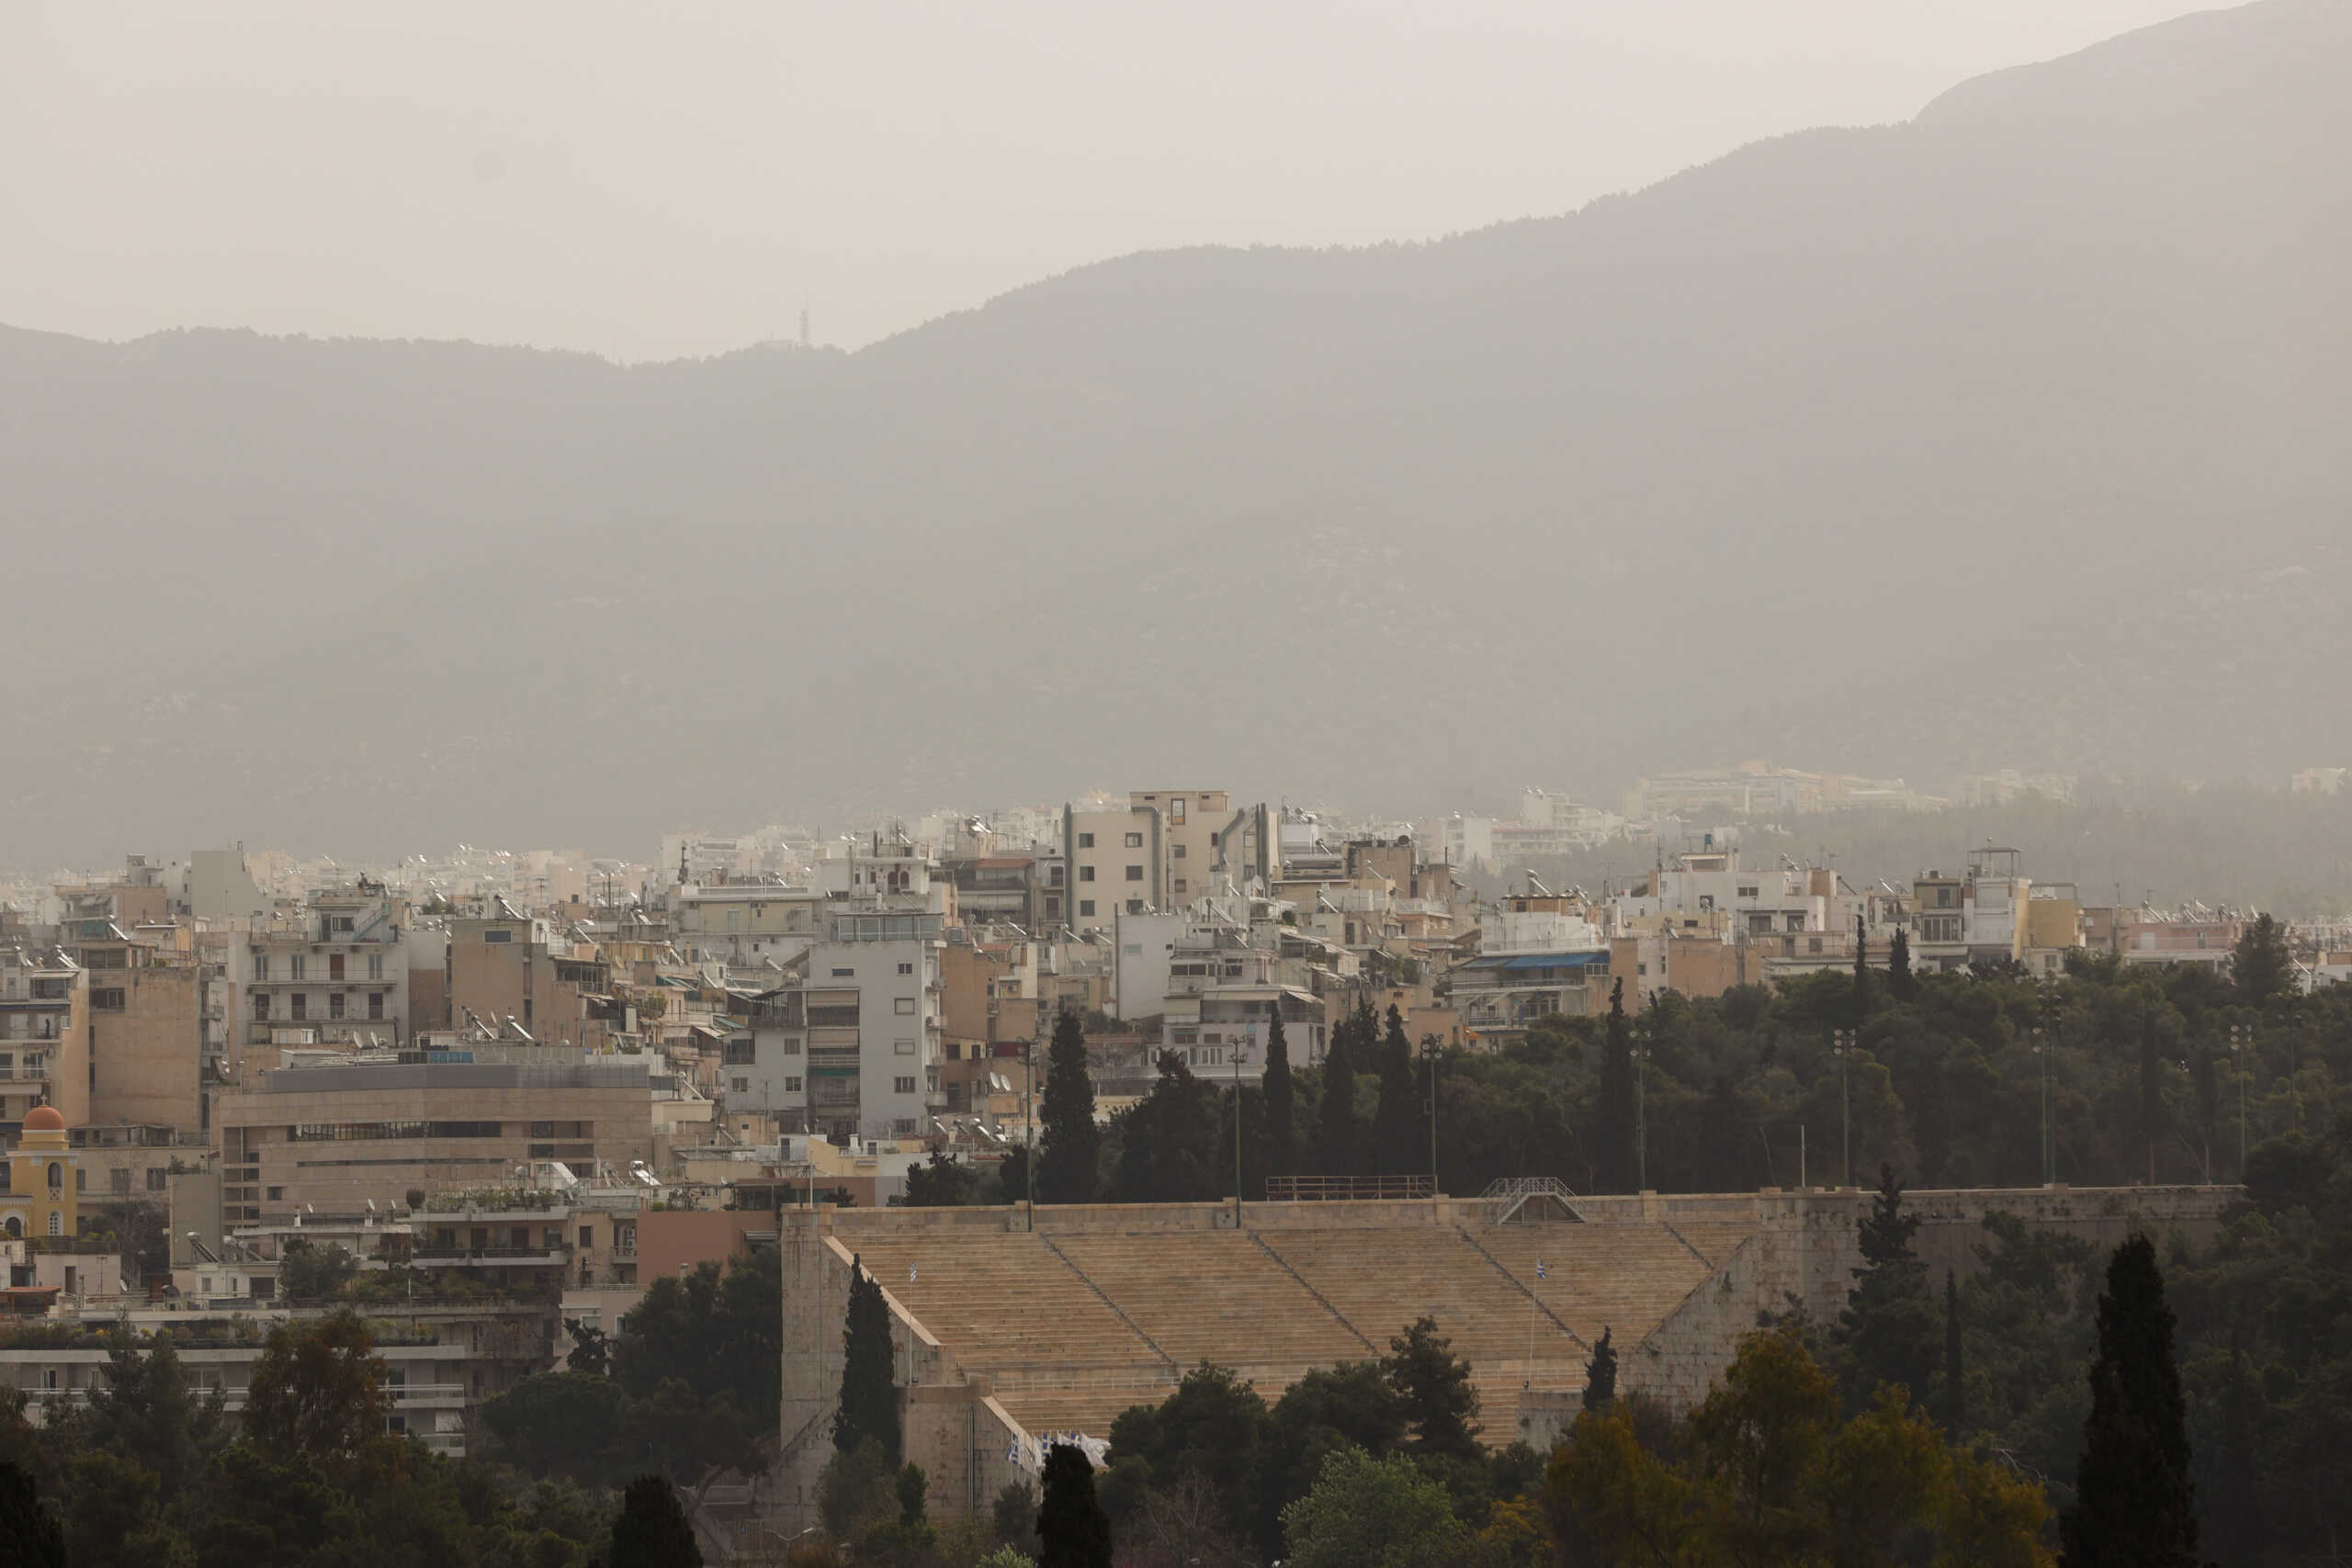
[390,1383,466,1408]
[410,1246,570,1267]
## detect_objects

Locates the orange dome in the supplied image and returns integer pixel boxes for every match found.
[21,1105,65,1131]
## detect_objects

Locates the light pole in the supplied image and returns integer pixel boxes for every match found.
[2032,1026,2051,1186]
[1634,1039,1650,1193]
[1419,1033,1442,1195]
[1831,1029,1851,1188]
[2229,1023,2251,1181]
[1023,1011,1041,1232]
[1231,1034,1252,1228]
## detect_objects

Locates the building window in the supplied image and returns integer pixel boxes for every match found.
[1172,843,1186,859]
[1170,797,1185,823]
[289,994,307,1021]
[110,1168,131,1194]
[90,988,125,1011]
[898,962,913,976]
[1077,832,1095,849]
[289,955,306,980]
[1046,897,1061,919]
[329,954,345,981]
[266,1185,283,1201]
[1126,899,1145,915]
[368,993,383,1020]
[368,954,384,980]
[893,1077,916,1094]
[253,955,270,981]
[147,1168,167,1191]
[1079,866,1095,883]
[895,1039,916,1055]
[253,993,270,1021]
[482,929,513,943]
[1124,832,1143,848]
[785,1077,803,1093]
[1125,865,1143,881]
[831,967,855,978]
[580,1226,595,1248]
[725,1038,756,1065]
[731,1077,749,1093]
[1079,900,1095,918]
[893,998,915,1015]
[328,993,345,1020]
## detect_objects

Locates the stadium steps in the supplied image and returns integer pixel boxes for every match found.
[1468,1224,1722,1348]
[837,1228,1166,1379]
[1052,1229,1373,1373]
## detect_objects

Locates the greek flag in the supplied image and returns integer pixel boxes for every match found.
[909,1266,919,1284]
[1536,1258,1548,1280]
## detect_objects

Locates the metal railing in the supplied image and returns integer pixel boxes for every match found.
[1263,1174,1435,1202]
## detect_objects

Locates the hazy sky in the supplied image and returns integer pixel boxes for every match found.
[1,0,2211,359]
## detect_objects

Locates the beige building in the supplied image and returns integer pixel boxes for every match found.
[65,919,207,1137]
[1129,789,1229,908]
[1,946,88,1132]
[3,1104,80,1239]
[447,912,615,1051]
[236,884,413,1055]
[216,1055,655,1226]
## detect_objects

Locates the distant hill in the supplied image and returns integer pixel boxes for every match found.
[2,0,2346,865]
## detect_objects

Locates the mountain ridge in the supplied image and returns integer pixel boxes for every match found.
[3,0,2345,863]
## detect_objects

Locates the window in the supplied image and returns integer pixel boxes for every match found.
[1172,843,1186,859]
[253,993,270,1021]
[1124,832,1143,848]
[1737,885,1758,898]
[1125,899,1145,915]
[334,917,355,932]
[1125,865,1143,881]
[580,1226,595,1248]
[1209,832,1219,849]
[1077,832,1095,849]
[1079,900,1095,918]
[1079,865,1095,882]
[897,962,914,976]
[111,1168,131,1194]
[1697,896,1713,913]
[785,1077,803,1093]
[895,1039,916,1055]
[329,954,345,981]
[289,993,307,1021]
[893,997,916,1015]
[731,1077,750,1093]
[893,1077,917,1094]
[146,1168,167,1192]
[328,992,345,1020]
[289,955,306,980]
[368,993,384,1020]
[90,988,125,1011]
[831,967,855,977]
[1045,897,1061,919]
[253,955,270,981]
[266,1186,283,1201]
[1785,913,1805,933]
[1170,797,1185,823]
[482,928,513,943]
[367,954,384,980]
[1173,880,1187,896]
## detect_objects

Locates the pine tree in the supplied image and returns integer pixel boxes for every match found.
[1943,1269,1965,1429]
[0,1461,67,1568]
[1036,1005,1100,1204]
[2209,1330,2260,1564]
[1384,1315,1481,1460]
[1581,1327,1617,1412]
[1261,1010,1297,1181]
[836,1256,901,1462]
[1037,1442,1114,1568]
[1371,1005,1419,1175]
[2231,912,2295,1009]
[2061,1235,2201,1568]
[609,1473,704,1568]
[1889,928,1915,1002]
[1594,979,1636,1194]
[1314,1009,1364,1177]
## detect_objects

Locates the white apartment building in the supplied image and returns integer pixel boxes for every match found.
[230,885,412,1057]
[729,936,944,1143]
[1064,804,1161,932]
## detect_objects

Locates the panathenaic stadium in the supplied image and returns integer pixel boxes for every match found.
[768,1182,2226,1527]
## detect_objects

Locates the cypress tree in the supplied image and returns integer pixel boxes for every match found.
[1852,911,1871,1021]
[1889,928,1915,1002]
[1037,1442,1114,1568]
[836,1256,901,1461]
[1836,1163,1938,1408]
[2231,912,2294,1008]
[1943,1268,1965,1429]
[1595,979,1635,1194]
[609,1473,704,1568]
[1581,1326,1617,1412]
[2061,1235,2201,1568]
[1314,1009,1364,1177]
[1036,1005,1100,1204]
[1371,1005,1419,1175]
[2209,1330,2260,1563]
[1261,1010,1297,1181]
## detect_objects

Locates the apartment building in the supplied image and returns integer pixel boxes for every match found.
[1129,790,1228,908]
[1909,848,2033,971]
[727,933,944,1142]
[446,911,615,1050]
[672,883,826,967]
[62,918,208,1137]
[215,1053,656,1226]
[0,946,88,1133]
[1064,802,1160,931]
[234,883,413,1054]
